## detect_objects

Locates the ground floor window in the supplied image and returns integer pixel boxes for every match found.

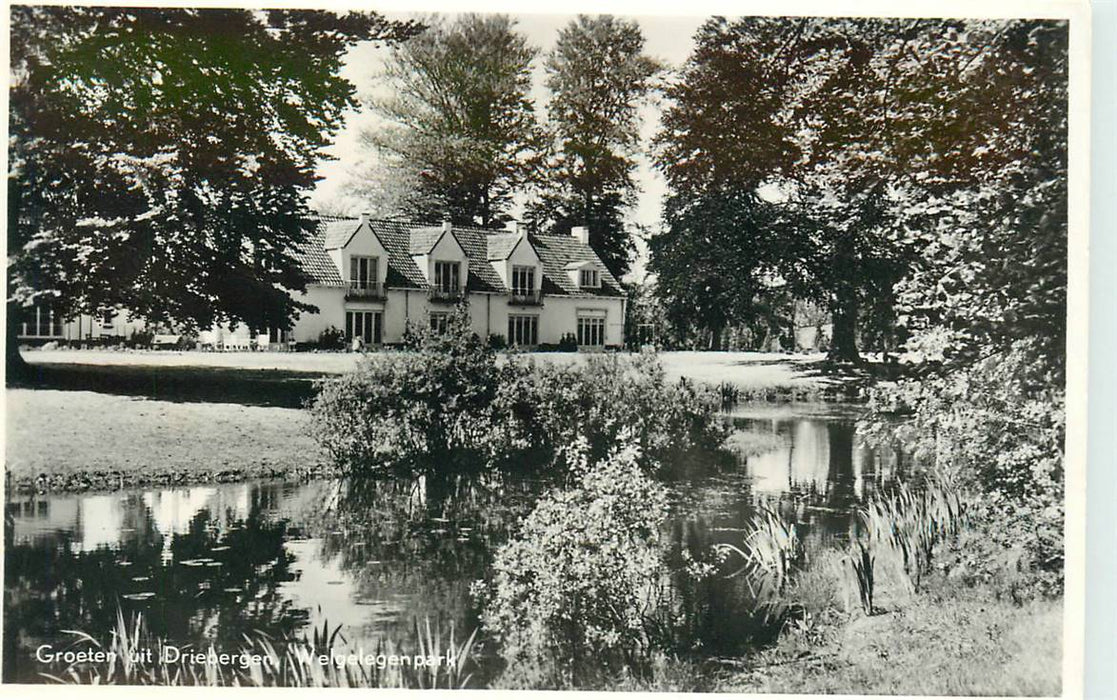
[577,314,606,347]
[430,312,450,335]
[508,314,538,346]
[21,306,64,337]
[346,310,381,344]
[268,327,290,344]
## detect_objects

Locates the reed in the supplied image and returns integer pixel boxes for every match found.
[856,482,965,593]
[717,506,803,620]
[849,540,875,615]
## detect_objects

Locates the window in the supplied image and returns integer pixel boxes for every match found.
[345,311,381,344]
[511,265,535,294]
[434,261,460,292]
[507,315,538,346]
[577,314,606,347]
[579,269,600,288]
[268,327,290,344]
[349,256,379,289]
[22,306,64,337]
[429,312,450,334]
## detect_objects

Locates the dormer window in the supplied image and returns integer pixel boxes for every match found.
[434,261,460,292]
[512,265,535,294]
[349,256,378,290]
[579,269,600,288]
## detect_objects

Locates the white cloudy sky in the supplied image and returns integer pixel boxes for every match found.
[310,12,709,278]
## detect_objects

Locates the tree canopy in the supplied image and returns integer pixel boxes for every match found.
[8,7,418,340]
[649,17,1067,365]
[524,15,662,278]
[353,14,538,228]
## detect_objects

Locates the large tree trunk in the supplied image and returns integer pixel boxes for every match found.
[828,290,861,364]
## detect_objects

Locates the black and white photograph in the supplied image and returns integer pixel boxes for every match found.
[2,0,1090,694]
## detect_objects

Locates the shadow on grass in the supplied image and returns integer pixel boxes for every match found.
[8,361,326,408]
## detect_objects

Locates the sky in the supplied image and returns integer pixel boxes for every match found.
[308,11,711,280]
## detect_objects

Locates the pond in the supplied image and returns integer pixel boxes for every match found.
[3,404,907,685]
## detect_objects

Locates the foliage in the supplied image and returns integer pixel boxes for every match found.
[474,437,674,686]
[856,481,965,593]
[353,14,539,227]
[717,507,803,622]
[8,7,417,339]
[494,351,729,470]
[316,326,346,351]
[523,15,662,278]
[309,304,507,470]
[863,341,1065,598]
[311,314,728,474]
[650,18,1067,363]
[849,540,875,615]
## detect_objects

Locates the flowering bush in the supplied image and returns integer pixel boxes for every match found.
[474,436,675,686]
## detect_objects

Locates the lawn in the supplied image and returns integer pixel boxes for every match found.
[20,347,852,394]
[4,389,331,493]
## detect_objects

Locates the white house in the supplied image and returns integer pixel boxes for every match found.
[18,216,628,349]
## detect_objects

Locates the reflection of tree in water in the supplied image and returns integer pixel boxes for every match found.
[3,497,306,683]
[305,466,548,646]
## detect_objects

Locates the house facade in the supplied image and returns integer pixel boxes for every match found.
[18,216,628,350]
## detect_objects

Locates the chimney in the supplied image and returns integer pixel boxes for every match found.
[442,220,452,234]
[505,220,521,235]
[571,226,589,245]
[359,212,370,226]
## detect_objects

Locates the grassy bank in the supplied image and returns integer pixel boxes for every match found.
[717,588,1061,695]
[5,389,332,493]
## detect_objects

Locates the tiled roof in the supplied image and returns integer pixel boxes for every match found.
[450,226,510,293]
[485,232,522,260]
[531,233,624,297]
[323,220,360,250]
[365,220,426,289]
[292,230,345,287]
[301,217,624,298]
[408,226,445,255]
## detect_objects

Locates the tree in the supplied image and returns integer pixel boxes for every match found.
[651,17,1066,364]
[8,7,418,372]
[650,18,804,351]
[524,15,662,279]
[353,14,538,228]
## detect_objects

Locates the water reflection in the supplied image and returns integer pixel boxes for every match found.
[4,406,903,684]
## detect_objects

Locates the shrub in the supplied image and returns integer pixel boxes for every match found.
[311,322,729,475]
[861,339,1064,598]
[309,307,508,472]
[487,333,507,350]
[495,350,729,470]
[474,437,674,686]
[557,332,578,352]
[317,325,346,351]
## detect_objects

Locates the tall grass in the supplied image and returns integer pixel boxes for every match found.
[42,608,477,688]
[849,482,965,607]
[717,506,803,621]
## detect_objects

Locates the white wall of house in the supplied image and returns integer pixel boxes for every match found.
[535,296,625,347]
[291,285,347,342]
